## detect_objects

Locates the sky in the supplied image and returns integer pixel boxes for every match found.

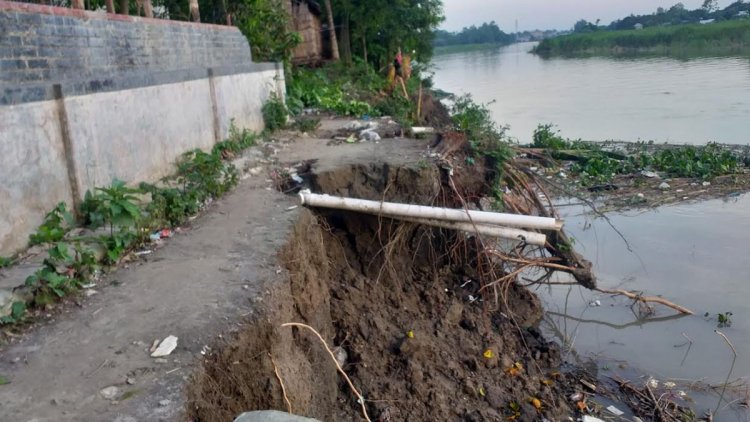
[441,0,735,32]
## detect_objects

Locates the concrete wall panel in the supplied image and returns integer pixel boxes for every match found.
[64,79,215,192]
[0,101,74,255]
[215,69,282,137]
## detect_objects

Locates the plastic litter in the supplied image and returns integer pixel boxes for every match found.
[151,335,178,357]
[360,130,381,142]
[606,405,625,416]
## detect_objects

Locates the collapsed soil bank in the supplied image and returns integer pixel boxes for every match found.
[186,162,584,421]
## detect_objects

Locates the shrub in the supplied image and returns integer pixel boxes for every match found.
[262,94,288,131]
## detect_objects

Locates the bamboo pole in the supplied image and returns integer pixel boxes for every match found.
[298,190,563,231]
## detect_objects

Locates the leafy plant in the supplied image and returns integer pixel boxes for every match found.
[80,180,141,235]
[262,94,288,132]
[292,116,321,133]
[0,256,12,268]
[0,301,26,324]
[29,202,73,245]
[717,311,733,327]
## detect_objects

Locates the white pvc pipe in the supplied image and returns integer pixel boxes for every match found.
[398,217,547,246]
[298,190,563,231]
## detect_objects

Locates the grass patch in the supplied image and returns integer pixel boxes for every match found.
[533,19,750,57]
[533,124,742,185]
[2,121,259,325]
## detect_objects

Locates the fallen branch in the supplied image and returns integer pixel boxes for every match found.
[595,287,693,315]
[268,352,292,414]
[281,322,371,422]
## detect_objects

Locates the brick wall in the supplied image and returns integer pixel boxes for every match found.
[0,1,256,105]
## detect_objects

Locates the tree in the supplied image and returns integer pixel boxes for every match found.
[323,0,340,61]
[702,0,719,12]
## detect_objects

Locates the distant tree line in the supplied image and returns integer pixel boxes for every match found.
[571,0,749,33]
[434,21,515,47]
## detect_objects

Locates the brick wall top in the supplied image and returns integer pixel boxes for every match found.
[0,1,234,31]
[0,1,270,105]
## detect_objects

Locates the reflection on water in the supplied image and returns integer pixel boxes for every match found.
[536,194,750,420]
[432,42,750,145]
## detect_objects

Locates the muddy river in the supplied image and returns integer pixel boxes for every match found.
[432,42,750,145]
[544,195,750,420]
[434,45,750,419]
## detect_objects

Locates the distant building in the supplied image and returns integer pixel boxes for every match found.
[634,23,644,30]
[699,18,716,24]
[283,0,326,64]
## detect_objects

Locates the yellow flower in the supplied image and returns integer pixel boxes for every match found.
[483,349,494,359]
[406,330,414,338]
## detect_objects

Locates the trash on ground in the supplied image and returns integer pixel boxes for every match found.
[99,386,120,400]
[411,127,435,134]
[360,129,381,142]
[151,335,178,357]
[606,405,625,416]
[582,416,605,422]
[134,250,153,256]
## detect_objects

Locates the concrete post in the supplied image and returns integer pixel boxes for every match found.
[52,84,82,213]
[207,68,221,143]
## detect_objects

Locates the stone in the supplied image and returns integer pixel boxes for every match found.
[99,386,120,400]
[658,182,670,190]
[151,335,178,357]
[159,399,171,407]
[234,410,321,422]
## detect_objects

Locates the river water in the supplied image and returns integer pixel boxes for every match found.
[433,44,750,419]
[432,42,750,145]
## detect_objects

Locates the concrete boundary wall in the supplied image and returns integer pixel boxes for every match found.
[0,2,286,256]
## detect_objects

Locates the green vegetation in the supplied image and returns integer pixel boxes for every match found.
[534,19,750,56]
[450,95,515,187]
[329,0,444,67]
[29,202,74,246]
[533,124,741,185]
[3,122,257,325]
[434,21,515,50]
[262,94,289,131]
[292,116,321,133]
[286,62,425,126]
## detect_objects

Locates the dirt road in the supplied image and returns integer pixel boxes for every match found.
[0,123,428,421]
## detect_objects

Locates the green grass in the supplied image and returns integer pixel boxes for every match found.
[434,43,509,55]
[533,19,750,57]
